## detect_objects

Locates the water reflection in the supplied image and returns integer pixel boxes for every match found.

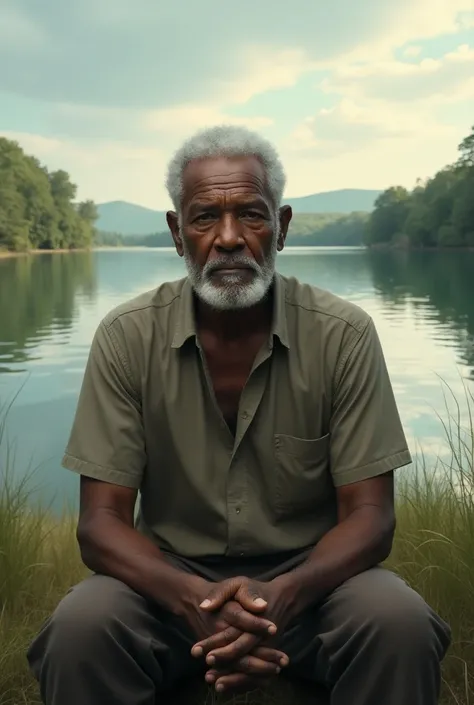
[367,250,474,379]
[0,252,97,374]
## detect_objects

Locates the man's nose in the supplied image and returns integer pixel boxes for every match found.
[215,214,244,251]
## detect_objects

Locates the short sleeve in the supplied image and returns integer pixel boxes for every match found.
[62,319,146,489]
[329,317,412,487]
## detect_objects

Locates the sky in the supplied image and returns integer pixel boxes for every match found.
[0,0,473,209]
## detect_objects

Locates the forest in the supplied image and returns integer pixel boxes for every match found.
[366,125,474,248]
[0,138,98,252]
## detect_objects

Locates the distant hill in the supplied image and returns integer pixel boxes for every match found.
[96,201,167,236]
[286,189,381,214]
[96,189,382,236]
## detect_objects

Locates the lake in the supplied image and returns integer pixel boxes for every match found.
[1,247,473,511]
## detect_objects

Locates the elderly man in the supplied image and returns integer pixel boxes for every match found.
[28,125,450,705]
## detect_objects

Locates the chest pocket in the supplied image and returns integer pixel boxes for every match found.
[273,433,331,518]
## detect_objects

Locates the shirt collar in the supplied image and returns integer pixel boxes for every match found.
[171,272,289,349]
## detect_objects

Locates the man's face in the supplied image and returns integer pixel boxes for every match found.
[167,155,292,310]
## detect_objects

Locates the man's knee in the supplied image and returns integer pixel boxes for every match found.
[28,575,141,665]
[341,568,451,657]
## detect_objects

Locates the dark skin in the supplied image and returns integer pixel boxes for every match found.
[77,477,288,680]
[167,155,292,435]
[77,155,396,695]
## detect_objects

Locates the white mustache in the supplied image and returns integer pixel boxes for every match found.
[204,257,260,275]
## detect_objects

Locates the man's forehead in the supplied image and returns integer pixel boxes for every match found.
[182,155,269,200]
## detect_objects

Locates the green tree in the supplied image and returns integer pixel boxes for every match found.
[365,187,410,245]
[0,139,97,253]
[366,126,474,250]
[457,124,474,168]
[452,179,474,246]
[94,230,125,247]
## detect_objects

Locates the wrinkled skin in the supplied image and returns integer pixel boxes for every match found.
[189,577,297,694]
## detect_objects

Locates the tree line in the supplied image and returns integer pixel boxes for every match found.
[0,137,98,252]
[5,125,472,253]
[366,126,474,249]
[96,211,370,248]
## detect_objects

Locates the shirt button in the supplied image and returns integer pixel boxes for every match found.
[240,552,244,557]
[235,507,241,514]
[242,411,249,419]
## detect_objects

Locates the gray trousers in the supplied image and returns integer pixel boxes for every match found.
[27,562,451,705]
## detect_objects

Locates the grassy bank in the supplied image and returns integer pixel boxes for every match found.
[1,383,473,705]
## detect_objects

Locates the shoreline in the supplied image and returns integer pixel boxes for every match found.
[0,248,90,259]
[367,243,474,253]
[2,244,474,259]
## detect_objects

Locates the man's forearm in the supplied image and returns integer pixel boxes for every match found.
[78,510,207,615]
[274,505,395,615]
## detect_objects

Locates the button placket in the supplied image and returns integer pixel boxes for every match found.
[227,353,272,556]
[226,451,249,556]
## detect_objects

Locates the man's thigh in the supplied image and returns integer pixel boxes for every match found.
[28,573,203,692]
[277,566,450,684]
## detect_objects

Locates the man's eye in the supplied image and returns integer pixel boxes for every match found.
[195,213,215,221]
[242,211,263,219]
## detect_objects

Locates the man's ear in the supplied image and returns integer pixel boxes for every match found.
[277,205,292,251]
[166,211,183,256]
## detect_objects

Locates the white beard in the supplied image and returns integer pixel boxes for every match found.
[182,234,278,311]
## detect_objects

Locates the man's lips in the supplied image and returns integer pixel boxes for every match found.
[211,265,253,272]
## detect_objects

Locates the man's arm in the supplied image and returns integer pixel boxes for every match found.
[77,476,206,615]
[273,472,395,614]
[273,315,411,615]
[67,318,277,648]
[64,318,213,612]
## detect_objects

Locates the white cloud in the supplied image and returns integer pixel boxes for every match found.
[328,0,474,65]
[323,43,474,103]
[285,93,458,163]
[214,47,317,106]
[457,10,474,29]
[403,46,422,57]
[144,106,272,136]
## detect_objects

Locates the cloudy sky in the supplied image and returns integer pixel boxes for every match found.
[1,0,473,209]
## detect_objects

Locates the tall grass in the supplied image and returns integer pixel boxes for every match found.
[0,379,473,705]
[388,378,474,705]
[0,395,87,704]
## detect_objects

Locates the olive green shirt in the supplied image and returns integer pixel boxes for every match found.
[63,274,412,559]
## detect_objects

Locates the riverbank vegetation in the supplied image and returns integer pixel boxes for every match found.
[1,380,473,704]
[0,138,98,253]
[366,125,474,249]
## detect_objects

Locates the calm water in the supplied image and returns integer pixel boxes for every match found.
[1,247,473,510]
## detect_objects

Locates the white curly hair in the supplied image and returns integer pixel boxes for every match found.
[165,125,286,213]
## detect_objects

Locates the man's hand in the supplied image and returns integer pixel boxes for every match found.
[193,576,295,694]
[178,576,277,646]
[175,575,285,691]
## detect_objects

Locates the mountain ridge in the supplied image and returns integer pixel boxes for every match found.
[96,189,382,235]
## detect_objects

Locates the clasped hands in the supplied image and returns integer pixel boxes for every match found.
[188,576,293,694]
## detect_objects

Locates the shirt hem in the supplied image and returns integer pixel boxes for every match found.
[61,453,142,489]
[331,449,412,487]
